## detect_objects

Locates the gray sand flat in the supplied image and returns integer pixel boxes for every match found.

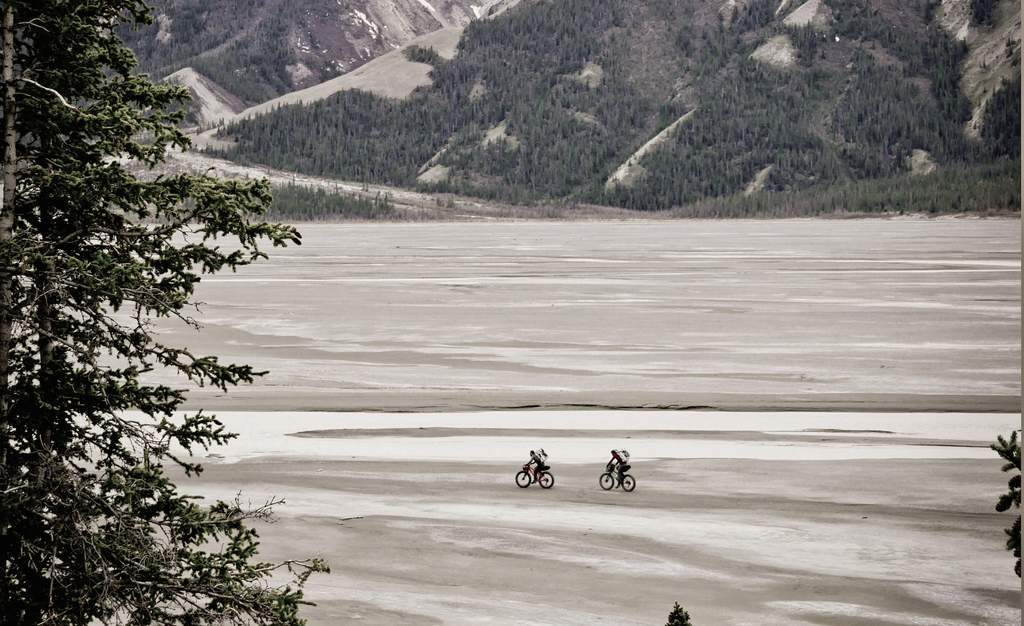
[176,455,1019,625]
[167,412,1018,623]
[159,219,1022,624]
[159,220,1020,412]
[288,426,992,449]
[164,409,1017,463]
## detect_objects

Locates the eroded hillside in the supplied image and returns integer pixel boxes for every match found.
[123,0,505,109]
[208,0,1020,211]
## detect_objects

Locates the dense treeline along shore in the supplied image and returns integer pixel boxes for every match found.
[262,161,1020,221]
[207,0,1020,217]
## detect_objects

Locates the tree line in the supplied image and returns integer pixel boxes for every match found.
[268,183,407,221]
[667,160,1019,217]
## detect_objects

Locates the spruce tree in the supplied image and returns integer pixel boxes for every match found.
[0,1,325,623]
[666,602,693,626]
[992,432,1021,577]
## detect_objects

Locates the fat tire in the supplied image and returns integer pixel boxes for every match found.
[515,471,531,488]
[538,472,554,489]
[621,475,636,492]
[599,473,615,490]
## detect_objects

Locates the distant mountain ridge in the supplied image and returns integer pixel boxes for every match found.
[121,0,508,115]
[125,0,1021,214]
[202,0,1019,211]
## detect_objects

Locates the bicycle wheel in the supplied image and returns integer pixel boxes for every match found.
[515,471,531,488]
[538,472,554,489]
[621,475,636,492]
[599,473,615,490]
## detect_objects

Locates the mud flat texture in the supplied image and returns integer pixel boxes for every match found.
[171,410,1022,625]
[159,219,1020,412]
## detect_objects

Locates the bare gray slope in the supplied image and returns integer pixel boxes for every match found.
[125,0,507,107]
[239,27,462,118]
[937,0,1022,135]
[605,109,698,189]
[163,67,244,127]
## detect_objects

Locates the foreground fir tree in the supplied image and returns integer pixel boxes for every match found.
[991,432,1021,577]
[0,1,325,623]
[666,602,693,626]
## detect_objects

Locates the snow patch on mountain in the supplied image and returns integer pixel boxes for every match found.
[351,9,382,38]
[415,0,445,24]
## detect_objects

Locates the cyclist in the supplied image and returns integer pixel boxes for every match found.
[607,449,630,484]
[527,448,550,479]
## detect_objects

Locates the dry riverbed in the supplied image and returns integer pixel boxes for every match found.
[171,410,1020,625]
[157,219,1019,624]
[157,220,1020,413]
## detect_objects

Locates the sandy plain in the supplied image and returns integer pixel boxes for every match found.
[173,410,1020,625]
[160,220,1020,625]
[161,220,1020,413]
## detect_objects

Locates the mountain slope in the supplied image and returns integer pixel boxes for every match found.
[238,27,461,116]
[122,0,504,108]
[163,67,244,126]
[936,0,1022,136]
[212,0,1020,211]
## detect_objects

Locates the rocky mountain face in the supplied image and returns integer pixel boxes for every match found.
[935,0,1021,136]
[122,0,506,115]
[207,0,1020,212]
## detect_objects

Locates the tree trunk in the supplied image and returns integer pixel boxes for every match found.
[35,219,52,460]
[0,0,15,599]
[0,2,15,430]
